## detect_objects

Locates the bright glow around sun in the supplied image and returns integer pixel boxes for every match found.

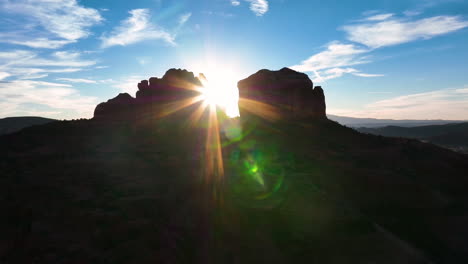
[198,69,240,118]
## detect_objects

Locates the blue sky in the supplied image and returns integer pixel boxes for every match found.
[0,0,467,120]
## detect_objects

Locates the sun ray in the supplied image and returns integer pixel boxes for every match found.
[238,97,283,121]
[188,100,209,127]
[155,94,205,118]
[204,103,225,182]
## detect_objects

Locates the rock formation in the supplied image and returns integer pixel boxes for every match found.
[94,69,205,121]
[94,93,136,121]
[94,67,326,123]
[136,69,203,103]
[237,67,326,121]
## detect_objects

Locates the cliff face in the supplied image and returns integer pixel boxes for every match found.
[238,67,326,121]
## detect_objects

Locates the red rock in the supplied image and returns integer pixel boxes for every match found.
[237,67,326,121]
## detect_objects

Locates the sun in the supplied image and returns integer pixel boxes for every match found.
[198,69,240,118]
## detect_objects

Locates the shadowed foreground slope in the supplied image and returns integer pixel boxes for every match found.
[1,68,468,264]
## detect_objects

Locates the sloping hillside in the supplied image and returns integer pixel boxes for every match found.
[0,117,56,135]
[358,122,468,153]
[1,68,468,263]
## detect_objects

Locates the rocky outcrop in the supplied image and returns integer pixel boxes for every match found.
[94,93,136,121]
[94,67,326,123]
[136,69,203,103]
[94,69,204,121]
[237,67,326,121]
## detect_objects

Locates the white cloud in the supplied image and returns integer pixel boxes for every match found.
[0,72,11,80]
[0,0,102,49]
[403,10,422,17]
[0,50,34,60]
[0,50,95,79]
[291,43,369,72]
[113,76,144,96]
[352,72,385,77]
[313,67,384,82]
[0,35,75,49]
[53,51,81,60]
[231,0,241,6]
[101,9,175,48]
[292,14,468,82]
[179,13,192,26]
[245,0,269,16]
[202,10,234,18]
[365,13,394,21]
[290,42,382,82]
[330,87,468,120]
[6,52,96,68]
[0,80,98,119]
[343,15,468,48]
[5,67,83,80]
[56,78,97,84]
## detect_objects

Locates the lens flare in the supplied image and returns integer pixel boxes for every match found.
[198,70,240,118]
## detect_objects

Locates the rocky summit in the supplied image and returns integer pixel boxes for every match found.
[94,67,326,123]
[238,67,326,121]
[94,69,205,122]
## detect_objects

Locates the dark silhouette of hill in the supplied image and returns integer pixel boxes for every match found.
[0,116,56,135]
[358,122,468,153]
[328,114,464,128]
[1,68,468,263]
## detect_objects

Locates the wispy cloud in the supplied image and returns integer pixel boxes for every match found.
[202,10,235,18]
[0,35,74,49]
[178,12,192,26]
[330,86,468,120]
[291,43,369,72]
[0,50,96,68]
[56,78,97,84]
[316,67,384,82]
[364,13,394,21]
[403,0,461,19]
[245,0,269,16]
[343,15,468,48]
[7,67,82,80]
[352,72,385,77]
[101,9,175,48]
[0,0,102,49]
[0,72,11,80]
[53,51,81,60]
[290,42,382,82]
[403,10,422,17]
[231,0,241,6]
[0,80,98,119]
[292,13,468,82]
[0,50,96,79]
[113,76,144,96]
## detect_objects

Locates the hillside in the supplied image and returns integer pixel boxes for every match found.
[328,114,464,128]
[1,68,468,263]
[0,117,56,135]
[358,122,468,153]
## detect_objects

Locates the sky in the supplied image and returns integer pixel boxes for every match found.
[0,0,467,120]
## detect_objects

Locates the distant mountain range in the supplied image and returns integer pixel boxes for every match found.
[0,116,56,135]
[357,122,468,154]
[1,114,463,136]
[328,114,465,128]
